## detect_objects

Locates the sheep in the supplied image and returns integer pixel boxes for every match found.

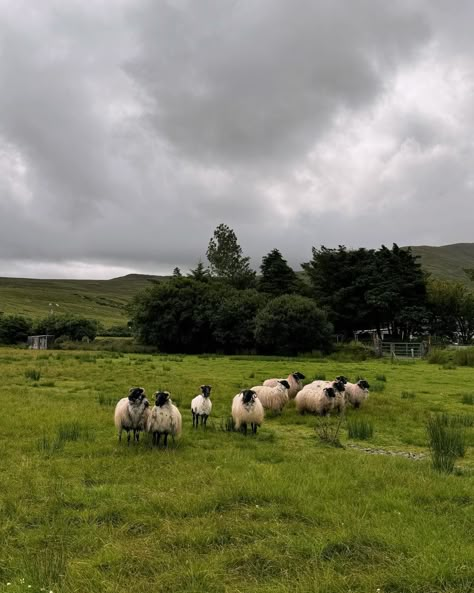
[344,380,370,408]
[295,384,336,415]
[263,371,305,399]
[251,379,290,412]
[232,389,265,435]
[114,387,150,444]
[308,379,346,413]
[147,391,182,447]
[191,384,212,428]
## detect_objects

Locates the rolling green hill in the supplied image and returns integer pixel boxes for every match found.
[409,242,474,285]
[0,274,164,327]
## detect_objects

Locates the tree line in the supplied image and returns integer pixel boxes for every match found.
[128,224,474,354]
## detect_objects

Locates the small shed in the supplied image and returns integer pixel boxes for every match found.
[28,335,55,350]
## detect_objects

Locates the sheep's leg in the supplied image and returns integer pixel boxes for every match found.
[192,412,196,428]
[118,429,122,443]
[242,423,247,435]
[127,430,131,445]
[354,402,360,409]
[136,430,140,442]
[200,415,204,427]
[204,415,208,427]
[164,433,168,447]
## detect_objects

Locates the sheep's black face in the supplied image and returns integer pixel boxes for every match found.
[358,380,370,390]
[279,380,290,389]
[324,387,336,398]
[293,372,305,380]
[128,387,145,402]
[333,380,345,393]
[143,397,150,408]
[336,375,348,384]
[155,391,170,407]
[242,389,256,404]
[201,385,212,398]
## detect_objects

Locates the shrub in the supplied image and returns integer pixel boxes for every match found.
[315,415,344,447]
[370,381,386,393]
[34,314,99,342]
[453,347,474,367]
[427,348,451,365]
[347,418,374,440]
[329,341,376,362]
[426,414,466,473]
[0,314,33,344]
[25,369,41,381]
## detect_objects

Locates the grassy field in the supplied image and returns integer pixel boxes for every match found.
[0,349,473,593]
[0,274,163,327]
[410,243,474,286]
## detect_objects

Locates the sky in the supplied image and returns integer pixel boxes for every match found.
[1,0,473,279]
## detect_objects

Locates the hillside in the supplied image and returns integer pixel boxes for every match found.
[0,274,164,327]
[409,242,474,285]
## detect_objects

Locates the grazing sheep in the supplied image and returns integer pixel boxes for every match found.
[251,380,290,412]
[147,391,182,447]
[263,371,305,399]
[344,380,370,408]
[295,384,336,415]
[232,389,265,435]
[191,384,212,428]
[114,387,150,444]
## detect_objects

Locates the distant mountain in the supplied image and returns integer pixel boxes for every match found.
[409,243,474,285]
[0,274,166,327]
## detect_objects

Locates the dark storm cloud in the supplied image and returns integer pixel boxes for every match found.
[0,0,472,278]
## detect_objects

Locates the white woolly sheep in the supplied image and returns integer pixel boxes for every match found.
[147,391,182,447]
[344,380,370,408]
[263,371,305,399]
[232,389,265,435]
[308,379,346,413]
[114,387,150,444]
[191,384,212,428]
[251,379,290,412]
[295,384,336,415]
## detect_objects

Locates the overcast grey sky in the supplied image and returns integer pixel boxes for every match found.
[1,0,473,278]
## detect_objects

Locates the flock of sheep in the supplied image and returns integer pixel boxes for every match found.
[114,372,370,446]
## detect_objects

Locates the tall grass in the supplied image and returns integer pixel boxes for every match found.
[461,393,474,405]
[347,418,374,440]
[24,368,41,381]
[426,414,466,473]
[453,347,474,367]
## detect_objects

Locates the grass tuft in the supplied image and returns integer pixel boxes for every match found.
[347,417,374,440]
[370,380,385,392]
[25,368,41,381]
[426,413,466,473]
[375,373,387,382]
[401,390,416,399]
[461,393,474,405]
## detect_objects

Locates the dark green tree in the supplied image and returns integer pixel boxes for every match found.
[258,248,300,296]
[172,267,182,278]
[188,260,211,282]
[206,223,256,289]
[0,314,33,344]
[255,294,333,355]
[34,314,99,341]
[427,279,474,344]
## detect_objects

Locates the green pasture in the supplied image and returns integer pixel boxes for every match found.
[0,349,473,593]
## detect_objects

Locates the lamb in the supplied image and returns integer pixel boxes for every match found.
[232,389,265,435]
[147,391,182,447]
[263,371,305,399]
[344,380,370,408]
[295,384,336,415]
[114,387,150,444]
[251,380,290,412]
[191,384,212,428]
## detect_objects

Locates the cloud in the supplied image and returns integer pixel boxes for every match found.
[0,0,472,278]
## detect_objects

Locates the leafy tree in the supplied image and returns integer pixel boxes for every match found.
[258,248,300,296]
[427,279,474,344]
[212,289,267,353]
[129,278,223,353]
[188,260,211,282]
[255,295,333,355]
[0,314,33,344]
[172,267,182,277]
[34,314,99,341]
[206,223,256,289]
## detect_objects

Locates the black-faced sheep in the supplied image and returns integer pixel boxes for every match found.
[295,384,336,415]
[344,380,370,408]
[114,387,150,444]
[191,384,212,428]
[251,380,290,412]
[263,371,305,399]
[147,391,182,447]
[232,389,265,435]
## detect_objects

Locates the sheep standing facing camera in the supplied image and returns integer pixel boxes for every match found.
[114,387,150,444]
[232,389,264,435]
[191,384,212,428]
[147,391,182,447]
[344,380,370,408]
[295,384,336,415]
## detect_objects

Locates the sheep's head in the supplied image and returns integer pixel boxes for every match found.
[128,387,145,402]
[333,380,345,393]
[155,391,170,407]
[279,379,290,389]
[293,372,305,381]
[242,389,256,404]
[358,380,370,390]
[323,387,336,398]
[201,385,212,398]
[335,375,348,384]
